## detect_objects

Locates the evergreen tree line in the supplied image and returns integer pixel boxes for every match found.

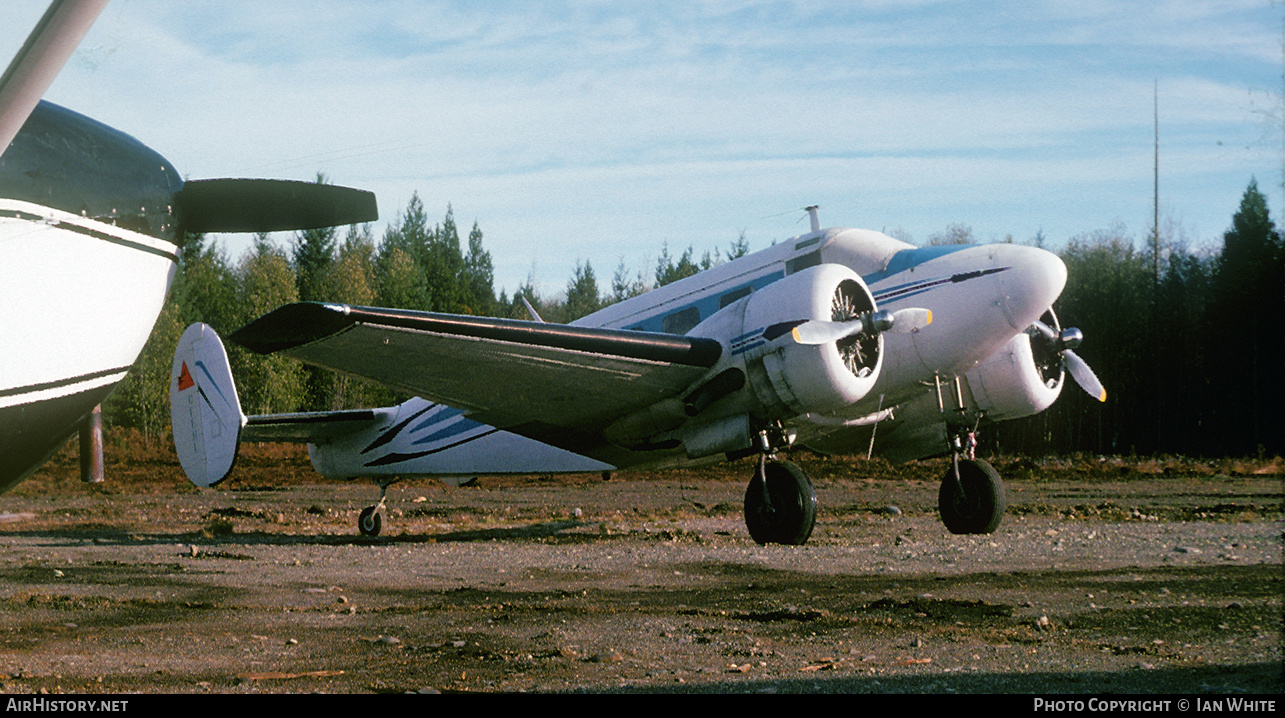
[105,179,1283,459]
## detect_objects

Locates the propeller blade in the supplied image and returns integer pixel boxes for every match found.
[174,178,378,234]
[888,307,932,333]
[791,318,865,346]
[0,0,110,158]
[784,308,922,346]
[1030,319,1057,342]
[1064,349,1106,402]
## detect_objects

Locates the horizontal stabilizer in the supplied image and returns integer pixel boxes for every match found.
[174,178,378,234]
[243,408,395,444]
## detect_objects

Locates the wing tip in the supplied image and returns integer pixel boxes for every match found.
[229,302,353,354]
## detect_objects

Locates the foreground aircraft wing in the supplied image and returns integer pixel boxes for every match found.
[230,302,723,456]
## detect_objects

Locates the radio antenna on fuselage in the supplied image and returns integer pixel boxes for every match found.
[804,205,820,233]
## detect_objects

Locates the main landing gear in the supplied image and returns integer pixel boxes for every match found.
[358,477,400,537]
[743,428,818,546]
[937,432,1006,535]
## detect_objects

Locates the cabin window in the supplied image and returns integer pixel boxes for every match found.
[786,250,821,275]
[661,307,701,335]
[719,286,753,308]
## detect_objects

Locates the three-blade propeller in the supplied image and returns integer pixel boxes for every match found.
[1031,320,1106,402]
[790,307,933,346]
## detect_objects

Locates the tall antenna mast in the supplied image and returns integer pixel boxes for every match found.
[1152,79,1160,289]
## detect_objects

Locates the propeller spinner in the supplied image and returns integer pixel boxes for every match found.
[1030,317,1106,402]
[790,307,932,346]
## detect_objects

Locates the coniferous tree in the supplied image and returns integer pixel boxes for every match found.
[609,259,648,305]
[425,205,465,312]
[727,230,751,260]
[1206,179,1285,455]
[564,261,602,321]
[462,220,496,316]
[377,194,431,310]
[292,173,338,304]
[655,242,700,287]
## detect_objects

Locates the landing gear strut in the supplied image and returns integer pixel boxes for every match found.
[930,375,1005,535]
[938,430,1005,534]
[742,428,817,545]
[358,478,399,537]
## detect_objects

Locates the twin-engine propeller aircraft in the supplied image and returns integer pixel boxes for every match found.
[0,0,378,492]
[171,207,1105,544]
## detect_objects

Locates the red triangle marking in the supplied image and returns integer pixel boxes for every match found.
[177,361,195,391]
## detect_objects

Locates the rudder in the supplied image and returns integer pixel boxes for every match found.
[170,323,244,487]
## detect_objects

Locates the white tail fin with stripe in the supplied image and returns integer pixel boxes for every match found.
[170,323,245,487]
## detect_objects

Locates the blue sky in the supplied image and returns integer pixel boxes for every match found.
[4,1,1280,297]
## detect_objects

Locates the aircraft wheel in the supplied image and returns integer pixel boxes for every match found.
[744,460,817,546]
[938,458,1006,534]
[358,506,382,537]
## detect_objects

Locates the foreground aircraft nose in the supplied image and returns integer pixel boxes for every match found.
[995,245,1067,331]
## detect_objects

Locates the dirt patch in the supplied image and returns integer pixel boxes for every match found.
[0,445,1280,693]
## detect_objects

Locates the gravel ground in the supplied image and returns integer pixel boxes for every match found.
[0,456,1280,694]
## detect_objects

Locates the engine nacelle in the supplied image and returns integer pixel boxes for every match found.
[605,264,885,459]
[689,263,883,422]
[962,329,1062,421]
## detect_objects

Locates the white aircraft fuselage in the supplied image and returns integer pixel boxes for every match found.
[297,225,1069,483]
[0,102,183,492]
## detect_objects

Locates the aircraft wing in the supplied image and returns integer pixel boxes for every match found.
[229,302,723,456]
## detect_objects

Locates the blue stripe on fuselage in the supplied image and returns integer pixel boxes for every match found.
[619,244,972,337]
[626,272,783,334]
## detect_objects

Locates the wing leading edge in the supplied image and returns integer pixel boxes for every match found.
[230,302,723,457]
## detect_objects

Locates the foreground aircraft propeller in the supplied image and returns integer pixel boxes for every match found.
[1031,320,1106,402]
[0,0,109,155]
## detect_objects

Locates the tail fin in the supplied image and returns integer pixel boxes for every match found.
[170,323,245,487]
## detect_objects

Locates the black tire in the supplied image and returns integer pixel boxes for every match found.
[744,460,818,545]
[358,506,382,537]
[938,458,1006,535]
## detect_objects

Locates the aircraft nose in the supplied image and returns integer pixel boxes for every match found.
[995,244,1066,330]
